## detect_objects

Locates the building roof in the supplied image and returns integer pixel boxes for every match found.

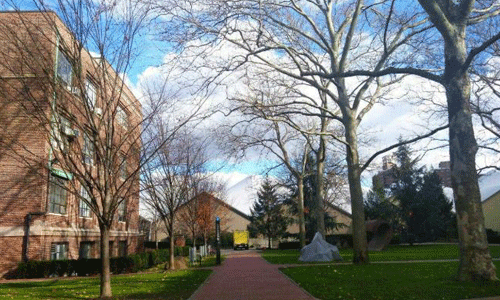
[186,192,251,221]
[326,202,352,218]
[480,170,500,202]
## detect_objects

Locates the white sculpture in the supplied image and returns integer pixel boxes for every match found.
[299,232,343,262]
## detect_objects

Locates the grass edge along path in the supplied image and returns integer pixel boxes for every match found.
[0,269,212,299]
[262,244,500,265]
[280,261,500,300]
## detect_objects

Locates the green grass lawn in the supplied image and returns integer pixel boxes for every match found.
[262,244,500,264]
[0,269,211,299]
[189,254,225,268]
[281,261,500,300]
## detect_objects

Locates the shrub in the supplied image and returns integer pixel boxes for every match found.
[279,241,301,250]
[486,229,500,244]
[11,249,171,279]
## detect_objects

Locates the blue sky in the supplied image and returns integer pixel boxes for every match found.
[206,159,284,176]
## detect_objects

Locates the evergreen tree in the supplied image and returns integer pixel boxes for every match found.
[249,178,289,248]
[364,176,399,225]
[366,143,455,243]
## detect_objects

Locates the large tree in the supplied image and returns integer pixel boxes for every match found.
[390,144,455,243]
[338,0,500,280]
[285,152,346,242]
[0,1,210,296]
[155,0,446,264]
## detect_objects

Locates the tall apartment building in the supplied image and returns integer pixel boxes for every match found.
[0,11,143,276]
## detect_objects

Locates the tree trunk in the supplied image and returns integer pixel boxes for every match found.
[345,117,369,264]
[99,224,112,298]
[297,177,306,248]
[444,32,497,281]
[268,236,271,249]
[315,134,326,236]
[169,221,175,270]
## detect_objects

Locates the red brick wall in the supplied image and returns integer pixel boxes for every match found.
[0,11,144,277]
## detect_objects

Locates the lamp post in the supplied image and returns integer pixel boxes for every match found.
[215,216,221,265]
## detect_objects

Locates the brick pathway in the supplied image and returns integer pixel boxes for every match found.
[189,250,316,300]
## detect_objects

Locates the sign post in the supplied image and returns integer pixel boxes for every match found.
[215,216,221,265]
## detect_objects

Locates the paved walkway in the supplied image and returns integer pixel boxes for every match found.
[189,250,316,300]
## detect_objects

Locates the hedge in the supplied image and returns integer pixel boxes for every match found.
[10,248,179,279]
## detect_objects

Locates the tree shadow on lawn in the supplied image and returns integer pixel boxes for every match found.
[0,270,212,299]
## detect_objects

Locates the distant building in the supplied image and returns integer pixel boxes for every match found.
[153,192,251,243]
[375,158,452,189]
[373,154,397,188]
[480,171,500,233]
[436,161,452,188]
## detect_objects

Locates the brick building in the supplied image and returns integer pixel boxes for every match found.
[436,161,452,188]
[0,11,143,276]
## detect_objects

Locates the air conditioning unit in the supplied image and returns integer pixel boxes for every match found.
[95,107,102,116]
[61,125,76,137]
[71,87,80,95]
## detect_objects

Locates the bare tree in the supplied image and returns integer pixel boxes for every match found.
[0,2,154,296]
[0,1,213,296]
[142,128,214,269]
[153,0,446,264]
[332,0,500,281]
[472,51,500,172]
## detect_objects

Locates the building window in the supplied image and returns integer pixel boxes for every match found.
[82,132,94,165]
[120,155,127,180]
[79,242,93,259]
[85,79,96,108]
[109,241,114,257]
[79,186,91,218]
[51,243,68,260]
[118,241,127,257]
[116,105,128,128]
[52,115,70,152]
[57,50,72,86]
[48,175,67,214]
[118,198,126,222]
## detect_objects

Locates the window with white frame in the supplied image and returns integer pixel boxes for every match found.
[48,175,67,214]
[85,79,96,109]
[57,50,72,86]
[50,243,68,260]
[79,186,91,218]
[120,155,127,180]
[116,105,128,128]
[82,132,94,165]
[51,115,70,152]
[118,198,126,222]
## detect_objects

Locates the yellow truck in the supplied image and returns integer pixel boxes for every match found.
[233,230,249,250]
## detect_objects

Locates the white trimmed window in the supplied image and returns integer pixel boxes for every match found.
[51,115,70,152]
[79,186,91,218]
[48,175,67,214]
[85,79,96,109]
[82,132,94,165]
[50,243,68,260]
[57,50,72,86]
[116,105,128,128]
[118,198,126,222]
[120,155,127,180]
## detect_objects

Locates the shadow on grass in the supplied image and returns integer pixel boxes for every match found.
[0,270,212,299]
[281,261,500,300]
